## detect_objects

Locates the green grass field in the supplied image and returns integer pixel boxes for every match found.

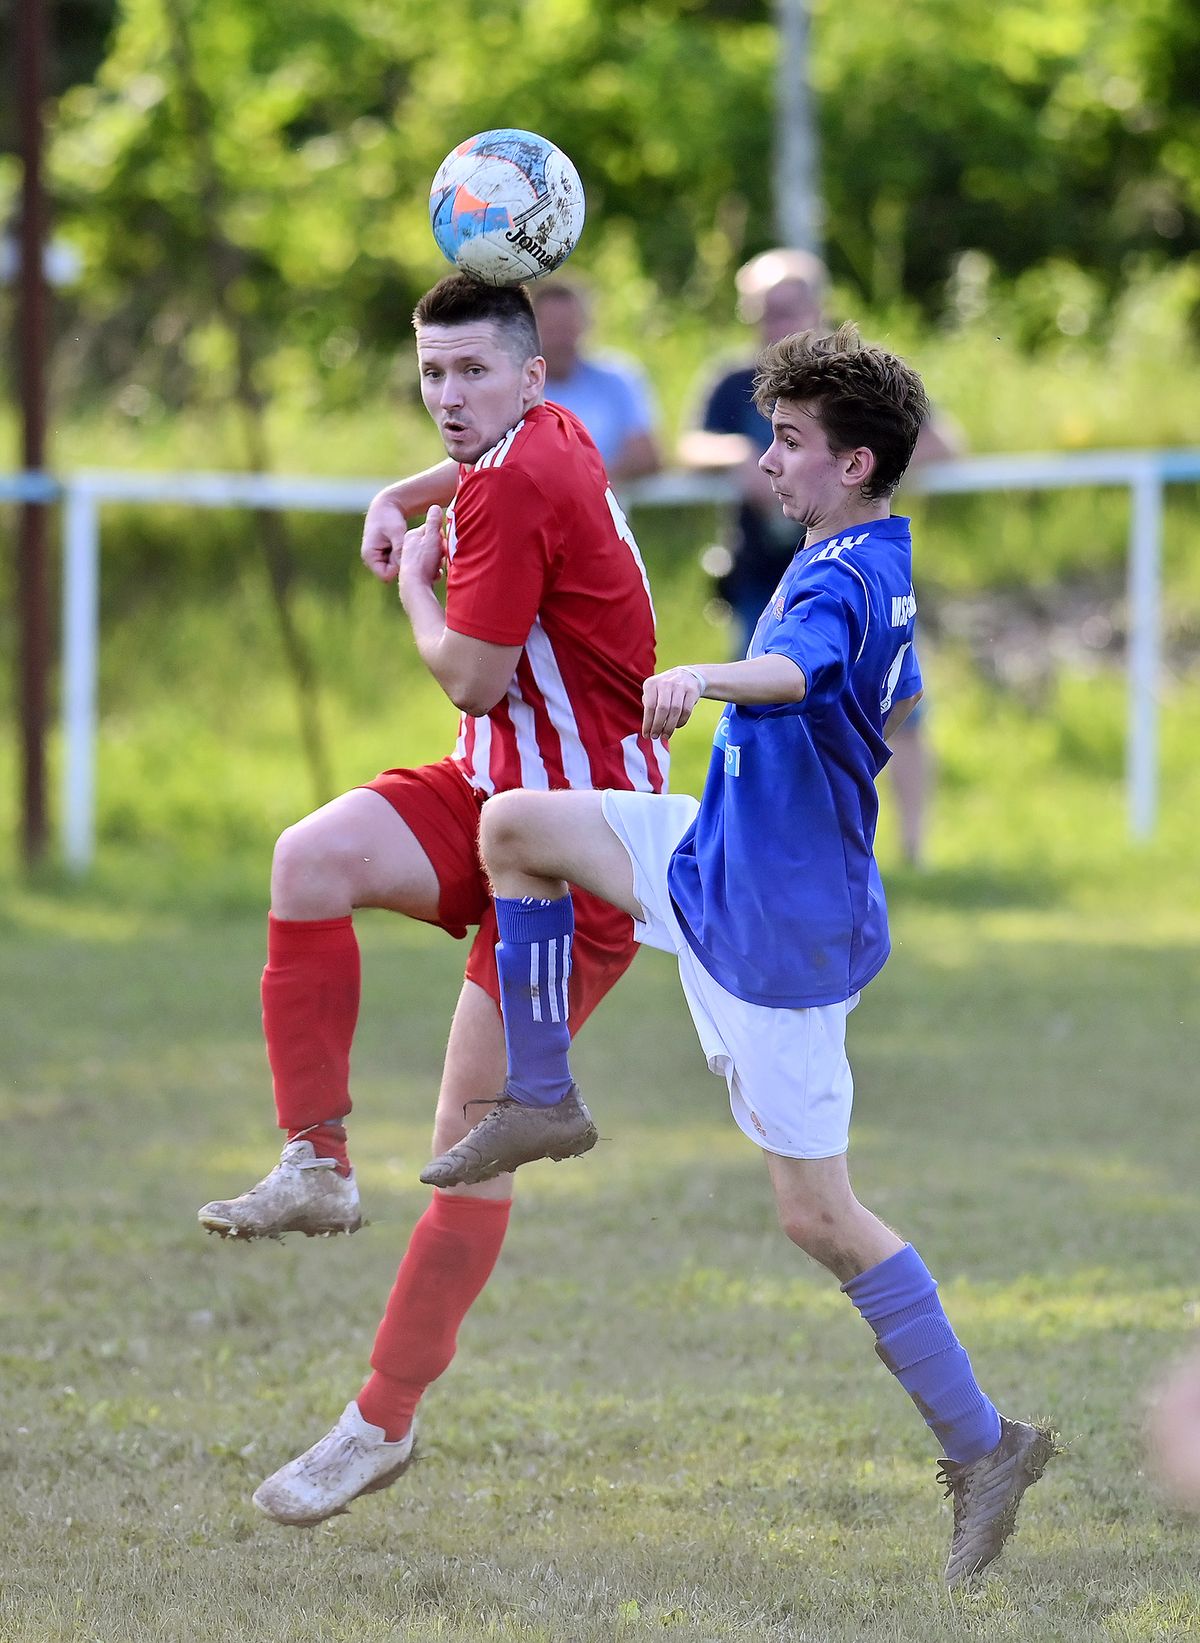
[3,539,1200,1637]
[3,884,1200,1642]
[3,327,1200,1637]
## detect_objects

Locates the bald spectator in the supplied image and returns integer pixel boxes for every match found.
[531,280,662,484]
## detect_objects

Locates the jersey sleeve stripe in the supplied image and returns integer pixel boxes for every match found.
[474,420,524,471]
[840,559,873,663]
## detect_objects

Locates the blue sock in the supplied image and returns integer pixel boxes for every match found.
[843,1244,1002,1465]
[494,895,575,1108]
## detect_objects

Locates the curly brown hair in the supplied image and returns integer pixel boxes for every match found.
[413,274,540,363]
[752,322,929,500]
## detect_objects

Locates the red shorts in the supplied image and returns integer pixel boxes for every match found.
[362,756,637,1033]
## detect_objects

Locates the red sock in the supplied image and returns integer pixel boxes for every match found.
[286,1120,350,1174]
[358,1192,513,1440]
[262,915,359,1174]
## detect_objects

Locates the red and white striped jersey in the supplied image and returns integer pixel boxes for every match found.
[443,402,668,798]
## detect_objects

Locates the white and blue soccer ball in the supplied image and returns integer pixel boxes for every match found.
[429,129,586,286]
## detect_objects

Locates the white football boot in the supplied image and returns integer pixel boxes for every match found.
[252,1402,416,1525]
[197,1139,362,1239]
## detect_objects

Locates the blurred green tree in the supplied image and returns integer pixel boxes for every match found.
[817,0,1200,307]
[40,0,774,400]
[20,0,1200,403]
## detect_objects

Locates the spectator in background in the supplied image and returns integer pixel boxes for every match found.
[680,248,961,868]
[531,279,662,484]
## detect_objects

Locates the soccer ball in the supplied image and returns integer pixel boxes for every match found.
[429,129,585,286]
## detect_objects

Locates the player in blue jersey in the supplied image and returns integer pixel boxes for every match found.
[419,323,1056,1586]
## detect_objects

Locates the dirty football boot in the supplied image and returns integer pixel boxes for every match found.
[420,1085,598,1188]
[198,1139,362,1239]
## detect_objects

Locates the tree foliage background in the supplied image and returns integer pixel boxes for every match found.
[2,0,1199,412]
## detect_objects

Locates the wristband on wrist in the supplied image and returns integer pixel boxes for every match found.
[680,666,708,696]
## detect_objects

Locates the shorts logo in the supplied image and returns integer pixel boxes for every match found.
[748,1108,768,1138]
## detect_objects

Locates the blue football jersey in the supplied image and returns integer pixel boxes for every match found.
[666,515,922,1008]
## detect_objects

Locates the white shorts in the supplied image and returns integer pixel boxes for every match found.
[601,789,857,1160]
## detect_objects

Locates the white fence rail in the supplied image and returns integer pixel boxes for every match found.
[4,449,1198,869]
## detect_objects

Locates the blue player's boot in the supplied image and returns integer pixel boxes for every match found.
[419,1085,597,1188]
[940,1416,1058,1586]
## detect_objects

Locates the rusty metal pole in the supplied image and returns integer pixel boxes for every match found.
[16,0,51,865]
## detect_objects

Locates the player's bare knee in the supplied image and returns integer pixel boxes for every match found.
[430,1099,473,1155]
[271,820,315,892]
[429,1096,515,1201]
[480,791,535,873]
[778,1198,843,1259]
[778,1202,817,1253]
[271,815,358,908]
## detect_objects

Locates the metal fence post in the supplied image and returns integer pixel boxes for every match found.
[61,483,100,871]
[4,448,1188,869]
[1126,464,1163,841]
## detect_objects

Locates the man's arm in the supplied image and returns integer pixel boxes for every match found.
[677,428,753,470]
[609,429,662,483]
[397,507,522,716]
[361,459,460,583]
[680,431,776,508]
[607,363,663,483]
[678,429,779,517]
[884,691,923,742]
[641,656,805,739]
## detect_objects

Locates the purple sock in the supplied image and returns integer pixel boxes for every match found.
[494,894,574,1108]
[843,1244,1002,1465]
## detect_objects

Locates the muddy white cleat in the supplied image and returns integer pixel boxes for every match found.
[197,1140,363,1240]
[252,1402,416,1526]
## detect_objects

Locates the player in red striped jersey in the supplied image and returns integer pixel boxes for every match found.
[197,275,665,1524]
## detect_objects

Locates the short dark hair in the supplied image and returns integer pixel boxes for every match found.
[752,322,929,499]
[412,274,540,362]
